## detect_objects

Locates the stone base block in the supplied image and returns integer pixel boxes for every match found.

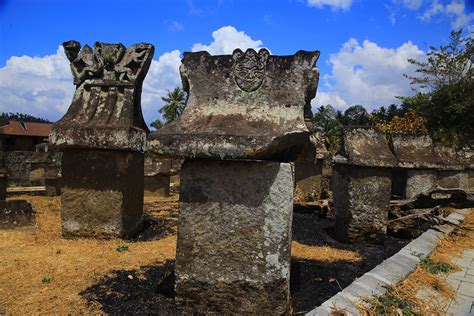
[469,170,474,192]
[437,170,469,191]
[294,160,323,202]
[0,176,6,201]
[334,165,391,243]
[175,159,293,314]
[0,200,35,228]
[60,149,144,238]
[45,178,61,196]
[406,169,437,199]
[144,174,170,197]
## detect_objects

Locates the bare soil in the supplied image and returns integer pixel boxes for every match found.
[0,196,409,314]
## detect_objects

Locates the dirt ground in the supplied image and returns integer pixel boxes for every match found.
[0,195,409,314]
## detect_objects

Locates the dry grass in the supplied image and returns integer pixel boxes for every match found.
[359,209,473,316]
[0,195,178,315]
[291,240,361,262]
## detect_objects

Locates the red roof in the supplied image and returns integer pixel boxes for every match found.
[1,121,52,137]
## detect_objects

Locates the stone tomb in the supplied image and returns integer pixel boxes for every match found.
[458,148,474,192]
[294,132,329,202]
[433,143,468,190]
[144,152,171,197]
[0,135,6,201]
[391,135,441,199]
[149,48,320,313]
[333,127,398,243]
[49,41,153,238]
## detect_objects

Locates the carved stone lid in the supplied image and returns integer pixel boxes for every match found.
[148,49,320,161]
[391,134,442,169]
[433,143,464,170]
[49,41,154,151]
[333,126,398,168]
[296,132,329,163]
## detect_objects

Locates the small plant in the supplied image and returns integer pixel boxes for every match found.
[116,245,129,252]
[413,253,453,275]
[47,202,53,209]
[365,286,417,315]
[432,280,442,291]
[41,277,51,284]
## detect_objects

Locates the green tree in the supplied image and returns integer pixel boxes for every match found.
[342,105,369,126]
[399,29,474,145]
[313,105,343,153]
[159,87,187,123]
[150,87,187,130]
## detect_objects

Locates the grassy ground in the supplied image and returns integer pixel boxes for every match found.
[360,210,473,315]
[0,195,384,314]
[0,195,178,314]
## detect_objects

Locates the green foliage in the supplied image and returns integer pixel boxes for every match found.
[418,256,453,275]
[41,277,51,284]
[150,87,187,130]
[0,112,51,126]
[399,29,474,146]
[312,105,342,153]
[339,105,369,126]
[116,245,129,252]
[366,286,417,316]
[150,118,164,130]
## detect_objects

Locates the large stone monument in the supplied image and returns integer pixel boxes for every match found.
[391,135,441,199]
[434,143,468,190]
[0,134,6,201]
[294,132,329,202]
[144,152,171,197]
[49,41,154,238]
[333,127,398,243]
[149,48,320,313]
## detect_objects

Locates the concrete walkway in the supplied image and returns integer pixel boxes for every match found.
[444,249,474,315]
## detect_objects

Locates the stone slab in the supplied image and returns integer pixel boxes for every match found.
[175,159,293,314]
[333,165,391,243]
[60,149,143,238]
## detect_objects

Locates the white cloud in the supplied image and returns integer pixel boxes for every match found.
[191,26,263,55]
[312,38,425,112]
[0,26,265,127]
[142,50,182,126]
[402,0,424,10]
[419,0,473,29]
[0,46,182,127]
[307,0,352,10]
[0,46,73,121]
[445,1,474,29]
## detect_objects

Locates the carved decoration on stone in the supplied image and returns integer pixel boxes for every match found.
[50,41,154,152]
[232,48,269,92]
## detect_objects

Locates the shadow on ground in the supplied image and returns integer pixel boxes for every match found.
[80,261,177,315]
[81,205,410,314]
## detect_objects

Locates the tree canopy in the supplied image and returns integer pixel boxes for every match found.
[150,87,187,130]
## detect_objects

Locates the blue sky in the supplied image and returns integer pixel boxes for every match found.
[0,0,473,126]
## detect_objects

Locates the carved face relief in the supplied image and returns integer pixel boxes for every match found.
[232,48,269,92]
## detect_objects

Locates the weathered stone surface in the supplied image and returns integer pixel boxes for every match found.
[49,41,154,151]
[334,126,397,168]
[433,143,464,170]
[0,200,35,228]
[437,170,469,190]
[294,160,323,202]
[334,165,391,243]
[144,175,170,197]
[175,160,293,314]
[406,169,437,199]
[0,136,6,201]
[144,152,171,197]
[60,149,143,238]
[148,49,320,161]
[391,134,441,169]
[294,133,327,201]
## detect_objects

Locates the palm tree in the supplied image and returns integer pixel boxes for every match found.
[159,87,187,123]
